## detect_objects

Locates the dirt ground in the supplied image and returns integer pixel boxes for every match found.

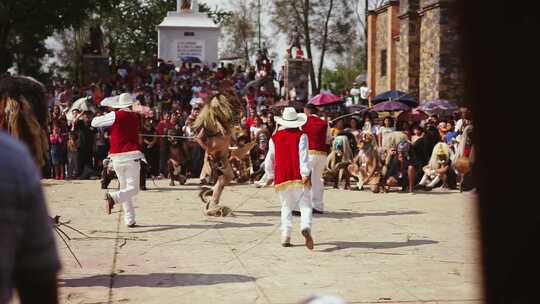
[40,178,482,304]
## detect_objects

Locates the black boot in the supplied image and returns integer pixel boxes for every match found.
[140,162,148,190]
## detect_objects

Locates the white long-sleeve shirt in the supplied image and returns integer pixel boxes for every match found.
[264,129,311,180]
[91,109,144,163]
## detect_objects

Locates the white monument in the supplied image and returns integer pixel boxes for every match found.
[157,0,219,65]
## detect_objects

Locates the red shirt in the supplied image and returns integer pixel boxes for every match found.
[245,117,255,129]
[156,121,173,135]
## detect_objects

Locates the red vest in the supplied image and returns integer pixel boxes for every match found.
[109,110,140,154]
[272,129,304,191]
[301,115,328,155]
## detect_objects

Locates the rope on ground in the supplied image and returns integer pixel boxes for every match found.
[215,228,272,304]
[139,134,195,139]
[107,209,122,304]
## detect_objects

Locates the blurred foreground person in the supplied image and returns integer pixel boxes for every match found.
[0,75,60,303]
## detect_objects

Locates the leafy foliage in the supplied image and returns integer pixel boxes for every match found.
[271,0,357,94]
[321,44,365,94]
[0,0,117,77]
[221,0,257,64]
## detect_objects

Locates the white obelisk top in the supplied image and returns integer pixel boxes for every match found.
[177,0,199,13]
[159,0,216,28]
[157,0,219,65]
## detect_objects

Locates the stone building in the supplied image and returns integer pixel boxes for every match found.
[367,0,463,104]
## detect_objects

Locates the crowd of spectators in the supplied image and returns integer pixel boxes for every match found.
[43,55,279,182]
[42,55,474,193]
[323,108,474,192]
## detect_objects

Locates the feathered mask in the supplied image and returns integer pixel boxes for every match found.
[192,94,235,136]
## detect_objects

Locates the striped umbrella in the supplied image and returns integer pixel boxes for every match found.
[419,99,458,116]
[308,91,342,106]
[372,100,410,112]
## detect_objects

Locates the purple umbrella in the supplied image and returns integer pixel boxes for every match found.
[418,99,458,116]
[308,91,342,106]
[372,100,410,112]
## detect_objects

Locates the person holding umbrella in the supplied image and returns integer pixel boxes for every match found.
[91,93,144,227]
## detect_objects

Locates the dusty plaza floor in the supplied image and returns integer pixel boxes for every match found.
[42,178,483,304]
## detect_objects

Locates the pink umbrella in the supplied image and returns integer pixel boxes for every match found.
[308,91,342,106]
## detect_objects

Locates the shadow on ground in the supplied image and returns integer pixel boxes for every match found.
[61,273,256,288]
[316,239,439,253]
[130,222,273,233]
[234,210,423,219]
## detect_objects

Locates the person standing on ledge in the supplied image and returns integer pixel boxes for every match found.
[265,107,314,249]
[91,93,144,228]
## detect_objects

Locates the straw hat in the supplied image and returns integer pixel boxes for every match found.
[274,107,307,128]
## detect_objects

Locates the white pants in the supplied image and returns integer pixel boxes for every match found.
[279,187,312,237]
[308,154,327,211]
[111,159,140,226]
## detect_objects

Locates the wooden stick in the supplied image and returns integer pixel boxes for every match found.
[60,223,90,238]
[330,111,364,123]
[55,228,83,268]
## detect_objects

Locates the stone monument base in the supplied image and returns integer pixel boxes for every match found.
[284,58,311,102]
[82,55,109,84]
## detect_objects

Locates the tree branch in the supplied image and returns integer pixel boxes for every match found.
[318,0,335,92]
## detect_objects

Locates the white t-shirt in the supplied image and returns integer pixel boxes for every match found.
[250,126,262,137]
[360,86,371,99]
[378,126,395,147]
[362,123,378,135]
[183,125,194,137]
[350,88,360,96]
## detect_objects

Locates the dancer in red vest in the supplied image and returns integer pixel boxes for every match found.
[298,104,332,214]
[265,107,314,249]
[92,93,144,227]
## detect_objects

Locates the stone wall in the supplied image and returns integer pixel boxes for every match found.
[375,10,388,95]
[419,6,441,102]
[438,4,464,104]
[418,0,463,104]
[368,0,464,104]
[397,0,421,100]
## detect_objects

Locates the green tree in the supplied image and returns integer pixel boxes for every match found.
[321,45,365,94]
[53,26,91,83]
[0,0,116,77]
